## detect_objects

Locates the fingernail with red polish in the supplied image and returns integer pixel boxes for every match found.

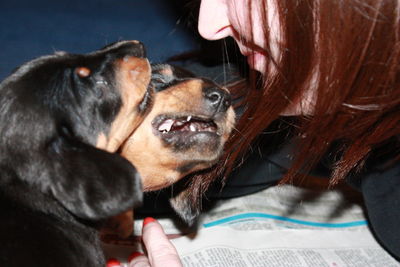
[106,258,121,267]
[143,217,156,227]
[128,251,144,262]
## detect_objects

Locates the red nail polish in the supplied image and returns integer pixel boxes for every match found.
[106,258,121,267]
[143,217,156,227]
[128,251,144,262]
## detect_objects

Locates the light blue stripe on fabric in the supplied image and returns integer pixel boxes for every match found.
[203,212,368,228]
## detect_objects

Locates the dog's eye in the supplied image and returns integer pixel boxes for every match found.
[75,67,91,78]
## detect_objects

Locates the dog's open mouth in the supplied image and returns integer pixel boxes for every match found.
[153,115,220,137]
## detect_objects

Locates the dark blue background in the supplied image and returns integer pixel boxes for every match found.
[0,0,199,80]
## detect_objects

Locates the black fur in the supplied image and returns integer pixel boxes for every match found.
[151,63,196,92]
[0,41,146,266]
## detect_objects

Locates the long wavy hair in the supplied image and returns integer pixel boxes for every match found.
[185,0,400,206]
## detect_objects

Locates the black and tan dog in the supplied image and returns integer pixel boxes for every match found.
[106,64,236,237]
[123,64,234,190]
[0,41,152,266]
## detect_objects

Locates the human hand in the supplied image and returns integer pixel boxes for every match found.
[106,217,183,267]
[129,217,183,267]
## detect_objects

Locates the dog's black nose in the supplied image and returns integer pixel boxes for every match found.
[203,87,231,113]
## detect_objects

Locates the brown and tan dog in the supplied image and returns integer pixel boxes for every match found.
[107,64,236,237]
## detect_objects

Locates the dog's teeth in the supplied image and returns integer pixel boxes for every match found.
[186,116,192,122]
[175,120,184,126]
[190,124,196,131]
[159,119,174,132]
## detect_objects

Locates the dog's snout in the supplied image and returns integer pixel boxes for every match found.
[204,87,231,113]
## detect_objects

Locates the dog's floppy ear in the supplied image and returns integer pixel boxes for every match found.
[0,112,141,221]
[46,128,142,220]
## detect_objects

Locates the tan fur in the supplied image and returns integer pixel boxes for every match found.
[101,210,134,238]
[96,57,151,152]
[121,79,235,191]
[104,76,235,237]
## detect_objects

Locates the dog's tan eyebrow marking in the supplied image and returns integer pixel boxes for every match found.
[75,67,91,78]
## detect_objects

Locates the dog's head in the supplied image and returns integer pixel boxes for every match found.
[0,41,152,220]
[121,64,235,191]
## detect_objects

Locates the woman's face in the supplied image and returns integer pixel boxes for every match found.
[198,0,280,73]
[198,0,315,115]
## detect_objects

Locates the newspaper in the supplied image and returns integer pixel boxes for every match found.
[102,184,399,266]
[172,228,398,267]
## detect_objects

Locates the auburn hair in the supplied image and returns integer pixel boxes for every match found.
[186,0,400,206]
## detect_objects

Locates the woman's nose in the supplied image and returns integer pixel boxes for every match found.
[198,0,232,40]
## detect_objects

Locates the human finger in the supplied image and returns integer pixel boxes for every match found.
[140,217,183,267]
[128,251,150,267]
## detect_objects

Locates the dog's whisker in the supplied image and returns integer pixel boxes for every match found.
[221,39,227,85]
[170,184,174,196]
